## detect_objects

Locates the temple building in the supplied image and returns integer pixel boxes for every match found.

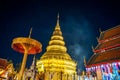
[86,25,120,80]
[23,56,40,80]
[0,58,15,80]
[37,14,77,80]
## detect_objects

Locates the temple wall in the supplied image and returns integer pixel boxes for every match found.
[86,62,120,80]
[42,72,77,80]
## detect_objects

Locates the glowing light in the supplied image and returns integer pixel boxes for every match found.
[96,66,97,69]
[118,62,120,65]
[101,65,104,68]
[92,67,94,69]
[0,70,4,74]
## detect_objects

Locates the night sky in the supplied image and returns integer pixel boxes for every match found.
[0,0,120,71]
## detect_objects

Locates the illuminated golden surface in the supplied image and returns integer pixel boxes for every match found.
[37,14,77,80]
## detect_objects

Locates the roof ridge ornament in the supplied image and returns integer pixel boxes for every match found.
[92,45,94,51]
[99,27,102,33]
[84,56,86,67]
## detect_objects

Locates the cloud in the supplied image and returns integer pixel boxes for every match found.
[69,44,84,56]
[62,15,95,70]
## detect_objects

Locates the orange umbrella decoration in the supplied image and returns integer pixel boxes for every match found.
[11,28,42,80]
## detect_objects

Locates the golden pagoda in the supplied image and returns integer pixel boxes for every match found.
[37,14,77,80]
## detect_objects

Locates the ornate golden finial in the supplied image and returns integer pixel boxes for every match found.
[31,55,36,66]
[84,56,86,67]
[99,28,102,33]
[92,45,94,51]
[96,37,99,42]
[29,27,33,38]
[33,55,36,60]
[57,13,59,26]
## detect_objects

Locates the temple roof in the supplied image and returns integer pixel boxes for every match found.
[87,47,120,67]
[87,25,120,67]
[95,25,120,51]
[0,58,9,69]
[95,37,120,50]
[99,25,120,40]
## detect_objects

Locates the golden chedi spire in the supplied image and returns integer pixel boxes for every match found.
[40,14,72,61]
[46,13,67,53]
[56,13,60,27]
[37,14,76,80]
